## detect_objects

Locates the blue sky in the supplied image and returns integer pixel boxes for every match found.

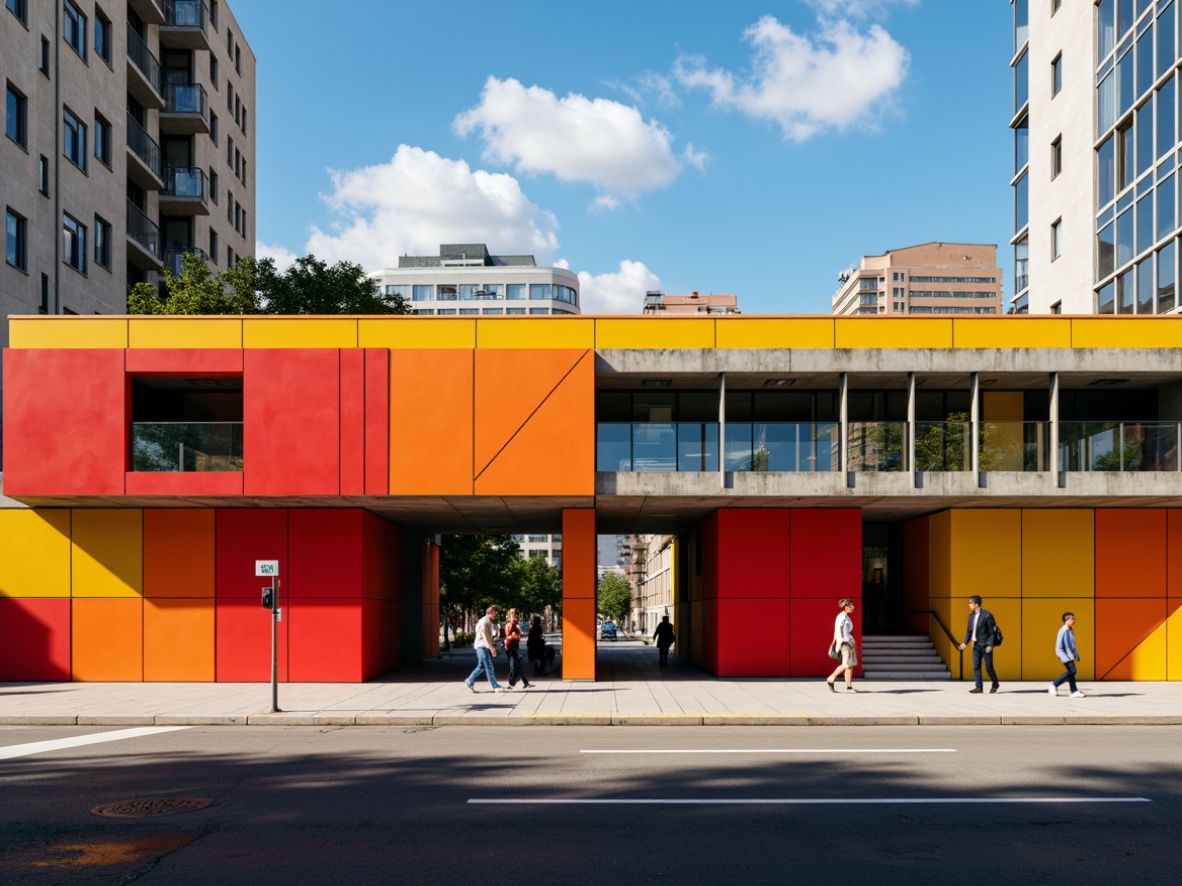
[230,0,1013,314]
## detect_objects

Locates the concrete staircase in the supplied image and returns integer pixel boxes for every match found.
[860,635,952,680]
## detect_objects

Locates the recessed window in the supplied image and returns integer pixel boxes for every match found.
[6,208,27,271]
[241,107,247,135]
[64,0,87,60]
[210,55,219,88]
[1050,300,1062,314]
[226,82,233,113]
[94,112,112,167]
[1051,135,1062,178]
[40,273,49,313]
[94,215,111,269]
[1051,53,1062,96]
[5,82,27,148]
[94,8,111,65]
[235,44,241,74]
[64,108,87,171]
[210,168,219,202]
[38,155,49,195]
[40,37,50,75]
[209,228,218,262]
[63,213,87,273]
[1051,218,1062,261]
[210,0,218,29]
[210,111,219,145]
[226,135,233,166]
[241,158,247,186]
[6,0,27,25]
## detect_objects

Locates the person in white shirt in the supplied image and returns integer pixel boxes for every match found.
[825,598,858,693]
[464,606,506,693]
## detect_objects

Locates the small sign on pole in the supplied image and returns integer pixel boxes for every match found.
[255,560,281,713]
[256,560,279,577]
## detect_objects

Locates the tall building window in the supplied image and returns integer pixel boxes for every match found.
[6,208,27,271]
[1098,0,1116,63]
[1050,135,1062,178]
[5,82,27,148]
[1159,3,1176,80]
[63,213,86,273]
[64,108,87,171]
[1014,0,1028,53]
[1014,115,1028,173]
[412,285,432,301]
[210,168,219,202]
[1157,78,1176,159]
[1014,236,1029,293]
[40,37,50,75]
[6,0,27,25]
[1158,241,1177,312]
[210,0,218,29]
[1014,171,1028,234]
[529,283,552,300]
[506,283,526,300]
[210,56,219,88]
[209,228,218,262]
[1051,53,1062,97]
[1014,50,1028,113]
[40,273,49,313]
[64,0,87,60]
[1050,0,1060,15]
[235,44,241,74]
[38,155,49,195]
[94,215,111,269]
[94,112,111,167]
[210,111,219,145]
[1051,218,1062,261]
[94,8,111,65]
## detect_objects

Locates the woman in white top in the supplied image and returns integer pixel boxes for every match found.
[825,598,858,693]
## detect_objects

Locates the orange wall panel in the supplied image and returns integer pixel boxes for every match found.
[389,350,473,495]
[562,509,597,599]
[1096,598,1169,680]
[562,597,597,680]
[143,599,215,681]
[144,510,215,598]
[1095,509,1167,597]
[72,598,143,681]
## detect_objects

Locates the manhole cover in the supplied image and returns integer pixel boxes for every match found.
[91,797,213,818]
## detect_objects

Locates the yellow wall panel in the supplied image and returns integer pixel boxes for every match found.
[359,318,476,349]
[129,318,243,348]
[594,318,716,349]
[9,318,128,348]
[1070,318,1182,348]
[1125,619,1169,680]
[927,596,959,674]
[834,318,953,348]
[1021,598,1095,682]
[72,509,143,598]
[0,510,71,598]
[1168,603,1182,680]
[242,318,358,348]
[715,318,835,349]
[979,597,1023,682]
[1021,509,1094,598]
[952,318,1071,349]
[950,510,1021,597]
[475,318,595,348]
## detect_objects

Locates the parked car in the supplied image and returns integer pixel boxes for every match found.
[599,621,618,640]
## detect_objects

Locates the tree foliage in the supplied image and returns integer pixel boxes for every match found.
[508,555,563,618]
[128,254,412,315]
[597,573,632,624]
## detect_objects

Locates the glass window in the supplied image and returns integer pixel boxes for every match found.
[94,9,111,64]
[1118,121,1135,190]
[1014,0,1028,53]
[1097,280,1116,313]
[1117,268,1135,312]
[40,37,49,75]
[482,308,504,315]
[1159,3,1176,78]
[1098,136,1116,205]
[1014,116,1028,172]
[1136,27,1154,100]
[459,308,479,315]
[412,284,432,301]
[1117,207,1134,266]
[1052,53,1062,96]
[1137,254,1155,312]
[1014,171,1028,233]
[39,155,48,195]
[94,113,111,167]
[529,307,549,314]
[1158,240,1177,311]
[63,213,86,273]
[529,283,552,300]
[6,208,27,271]
[1052,219,1062,260]
[1137,191,1155,253]
[437,284,457,300]
[1118,47,1135,117]
[63,108,86,171]
[64,0,87,60]
[5,83,26,148]
[1014,236,1029,293]
[6,0,28,24]
[1098,221,1116,280]
[94,215,110,269]
[1118,0,1135,40]
[1051,136,1062,178]
[209,228,218,262]
[1137,98,1155,175]
[436,308,456,315]
[459,284,478,300]
[1158,77,1176,158]
[384,284,410,300]
[1099,0,1116,62]
[506,283,526,300]
[1158,173,1176,239]
[506,307,526,314]
[1098,69,1116,136]
[1014,50,1028,113]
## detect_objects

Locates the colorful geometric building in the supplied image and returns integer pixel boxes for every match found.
[2,314,1182,683]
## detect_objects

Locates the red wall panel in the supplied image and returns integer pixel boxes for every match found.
[1096,509,1167,597]
[215,597,290,681]
[125,348,243,376]
[715,598,790,676]
[289,509,363,598]
[340,350,366,495]
[0,598,71,681]
[243,349,341,495]
[790,509,862,598]
[2,349,126,495]
[364,349,390,495]
[288,598,363,681]
[790,597,862,677]
[125,472,244,496]
[716,509,789,599]
[215,509,288,597]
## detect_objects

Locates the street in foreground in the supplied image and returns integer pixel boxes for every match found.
[0,725,1178,884]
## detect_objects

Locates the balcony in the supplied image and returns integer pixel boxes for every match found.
[1059,422,1180,472]
[125,113,163,190]
[160,0,210,51]
[125,200,163,270]
[160,167,208,215]
[125,25,164,109]
[159,84,208,135]
[596,423,840,473]
[128,0,165,25]
[131,423,243,472]
[162,246,209,277]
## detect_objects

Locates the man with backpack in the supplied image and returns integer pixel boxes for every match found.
[958,595,1001,694]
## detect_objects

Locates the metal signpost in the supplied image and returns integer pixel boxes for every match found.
[256,560,281,713]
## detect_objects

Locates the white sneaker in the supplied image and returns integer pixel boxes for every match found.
[493,687,507,693]
[1047,683,1057,696]
[1070,691,1086,698]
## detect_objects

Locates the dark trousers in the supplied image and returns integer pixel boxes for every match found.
[1053,660,1078,693]
[972,644,998,689]
[507,646,530,687]
[658,646,670,668]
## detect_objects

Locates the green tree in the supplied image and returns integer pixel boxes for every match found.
[597,573,632,624]
[438,534,521,648]
[128,251,261,315]
[506,555,563,620]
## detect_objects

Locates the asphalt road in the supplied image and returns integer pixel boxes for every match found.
[1,724,1178,884]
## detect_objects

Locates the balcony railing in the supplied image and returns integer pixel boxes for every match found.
[1059,422,1180,472]
[596,422,839,473]
[847,422,907,472]
[164,166,206,200]
[126,23,161,92]
[126,199,161,259]
[164,0,205,29]
[164,83,207,119]
[126,112,161,178]
[162,247,208,277]
[132,423,242,472]
[979,421,1050,471]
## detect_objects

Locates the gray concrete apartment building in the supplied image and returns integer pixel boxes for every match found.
[831,242,1003,316]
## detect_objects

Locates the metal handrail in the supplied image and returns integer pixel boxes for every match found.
[909,609,963,680]
[126,23,161,92]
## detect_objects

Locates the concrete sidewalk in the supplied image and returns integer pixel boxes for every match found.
[2,642,1180,727]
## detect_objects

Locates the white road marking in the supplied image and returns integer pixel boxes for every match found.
[469,797,1151,806]
[0,727,190,761]
[580,748,957,754]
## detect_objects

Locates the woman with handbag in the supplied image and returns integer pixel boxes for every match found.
[825,598,858,693]
[504,609,531,690]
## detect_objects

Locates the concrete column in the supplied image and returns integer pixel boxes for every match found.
[561,508,597,680]
[970,371,980,474]
[1049,371,1060,476]
[907,372,917,481]
[839,372,849,472]
[719,371,726,483]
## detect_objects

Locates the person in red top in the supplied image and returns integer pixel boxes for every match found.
[504,609,532,690]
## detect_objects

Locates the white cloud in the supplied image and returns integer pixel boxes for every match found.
[676,14,909,141]
[576,260,662,314]
[805,0,919,19]
[256,241,298,272]
[304,145,560,270]
[454,77,700,205]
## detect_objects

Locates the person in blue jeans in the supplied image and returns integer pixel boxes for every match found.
[958,595,1000,694]
[1049,612,1085,698]
[465,606,506,693]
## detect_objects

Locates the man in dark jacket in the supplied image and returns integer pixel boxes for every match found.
[653,616,675,668]
[958,595,1000,694]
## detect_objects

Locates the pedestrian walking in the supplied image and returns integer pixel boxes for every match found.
[464,605,506,693]
[653,615,675,668]
[1049,612,1085,698]
[527,615,547,675]
[958,595,1001,694]
[504,608,531,690]
[825,598,858,692]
